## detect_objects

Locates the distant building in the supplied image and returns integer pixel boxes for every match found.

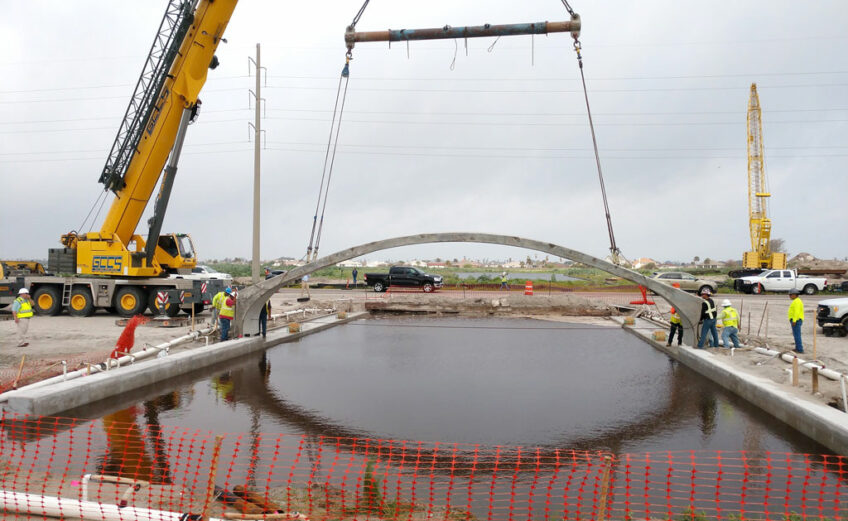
[338,259,364,268]
[632,257,658,269]
[427,262,447,269]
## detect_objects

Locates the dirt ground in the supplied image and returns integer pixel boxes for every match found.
[1,288,846,410]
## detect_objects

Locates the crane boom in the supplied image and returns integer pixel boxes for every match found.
[743,83,786,271]
[61,0,238,278]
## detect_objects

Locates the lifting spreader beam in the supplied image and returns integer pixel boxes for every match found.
[345,16,580,50]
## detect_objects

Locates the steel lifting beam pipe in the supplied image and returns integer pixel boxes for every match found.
[345,16,580,49]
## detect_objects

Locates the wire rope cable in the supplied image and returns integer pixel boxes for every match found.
[312,70,350,261]
[306,0,369,261]
[305,72,346,261]
[562,0,622,264]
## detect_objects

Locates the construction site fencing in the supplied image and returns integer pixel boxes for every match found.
[0,412,845,520]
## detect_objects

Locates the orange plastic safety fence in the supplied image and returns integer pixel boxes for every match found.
[0,413,844,520]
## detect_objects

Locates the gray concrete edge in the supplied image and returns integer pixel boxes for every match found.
[3,312,368,417]
[616,317,848,456]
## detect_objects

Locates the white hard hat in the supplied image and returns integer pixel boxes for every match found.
[721,299,732,307]
[18,288,29,295]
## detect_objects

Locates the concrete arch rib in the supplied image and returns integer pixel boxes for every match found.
[234,233,703,341]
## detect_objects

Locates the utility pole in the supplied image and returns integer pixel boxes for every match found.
[248,44,265,283]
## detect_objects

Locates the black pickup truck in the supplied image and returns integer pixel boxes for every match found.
[364,266,443,293]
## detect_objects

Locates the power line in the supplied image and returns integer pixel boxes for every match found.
[264,83,848,94]
[1,113,843,137]
[264,116,848,128]
[268,70,848,82]
[3,140,847,159]
[3,82,847,105]
[3,144,844,165]
[0,108,248,126]
[0,75,249,95]
[263,146,847,161]
[2,106,845,127]
[0,146,253,164]
[2,70,847,96]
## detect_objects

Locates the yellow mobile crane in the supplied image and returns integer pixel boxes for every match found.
[1,0,237,317]
[742,83,786,272]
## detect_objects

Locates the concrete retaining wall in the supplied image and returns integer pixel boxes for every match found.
[2,312,367,417]
[620,317,848,456]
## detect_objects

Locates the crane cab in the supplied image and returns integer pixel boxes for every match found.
[155,233,198,274]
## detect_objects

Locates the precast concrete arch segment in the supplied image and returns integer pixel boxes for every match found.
[234,233,703,341]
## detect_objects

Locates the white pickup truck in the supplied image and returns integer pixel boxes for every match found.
[737,269,828,295]
[817,297,848,337]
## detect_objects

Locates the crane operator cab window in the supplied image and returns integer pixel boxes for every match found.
[177,234,195,259]
[157,235,180,258]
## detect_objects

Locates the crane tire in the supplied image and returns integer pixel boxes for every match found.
[68,287,95,317]
[114,286,147,317]
[33,285,62,316]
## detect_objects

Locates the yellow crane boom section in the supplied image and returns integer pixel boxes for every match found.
[97,0,237,245]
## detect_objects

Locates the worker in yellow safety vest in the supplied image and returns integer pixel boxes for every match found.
[219,290,236,341]
[718,299,740,348]
[12,288,34,347]
[788,288,804,354]
[667,306,683,347]
[211,287,231,329]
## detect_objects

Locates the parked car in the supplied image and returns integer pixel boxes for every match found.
[816,297,848,337]
[650,272,717,294]
[171,264,233,282]
[365,266,443,292]
[265,269,286,279]
[736,269,827,295]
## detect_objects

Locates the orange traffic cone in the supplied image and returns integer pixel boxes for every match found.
[524,280,534,296]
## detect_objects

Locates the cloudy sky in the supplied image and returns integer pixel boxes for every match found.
[1,0,846,265]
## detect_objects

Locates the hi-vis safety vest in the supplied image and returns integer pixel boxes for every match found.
[703,299,717,319]
[219,298,235,319]
[720,307,739,328]
[15,297,33,319]
[670,310,681,324]
[212,291,226,311]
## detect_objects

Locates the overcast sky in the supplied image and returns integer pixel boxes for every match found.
[1,1,846,265]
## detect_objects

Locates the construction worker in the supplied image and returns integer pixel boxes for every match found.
[352,268,358,287]
[211,287,230,329]
[11,288,34,347]
[697,288,719,348]
[667,306,683,346]
[300,274,311,298]
[500,272,509,290]
[219,290,236,341]
[788,288,804,353]
[258,299,271,338]
[718,299,741,348]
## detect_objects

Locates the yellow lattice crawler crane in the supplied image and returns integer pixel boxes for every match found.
[743,83,786,271]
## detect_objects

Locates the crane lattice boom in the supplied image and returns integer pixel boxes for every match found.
[743,83,786,270]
